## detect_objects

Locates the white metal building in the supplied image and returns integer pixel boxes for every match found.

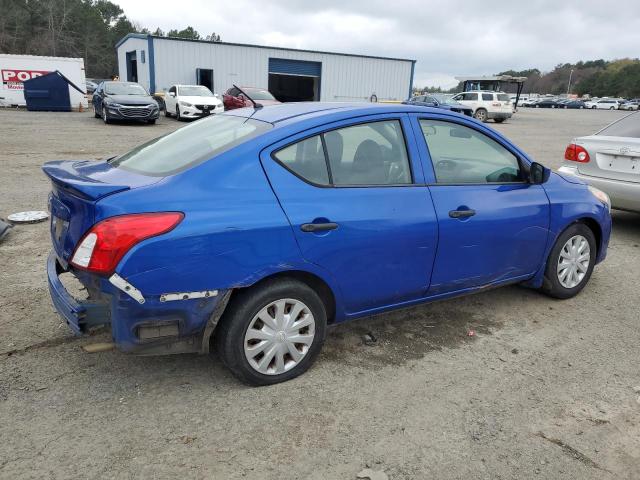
[0,54,87,108]
[116,34,415,103]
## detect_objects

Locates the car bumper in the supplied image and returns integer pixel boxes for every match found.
[47,251,229,353]
[558,166,640,212]
[180,105,224,118]
[487,112,512,120]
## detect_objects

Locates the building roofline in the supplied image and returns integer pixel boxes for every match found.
[115,33,416,63]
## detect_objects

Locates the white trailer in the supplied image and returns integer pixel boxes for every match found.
[0,54,88,108]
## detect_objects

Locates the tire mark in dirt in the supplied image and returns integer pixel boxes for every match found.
[535,431,612,474]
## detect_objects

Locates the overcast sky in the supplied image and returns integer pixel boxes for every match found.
[116,0,640,88]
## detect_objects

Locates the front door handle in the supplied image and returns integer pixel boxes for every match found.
[300,222,338,233]
[449,209,476,219]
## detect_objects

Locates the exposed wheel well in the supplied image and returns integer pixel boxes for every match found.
[232,271,337,324]
[576,217,602,256]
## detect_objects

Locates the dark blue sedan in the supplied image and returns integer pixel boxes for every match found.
[44,103,612,385]
[404,94,474,116]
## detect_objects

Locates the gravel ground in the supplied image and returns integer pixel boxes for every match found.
[0,107,638,479]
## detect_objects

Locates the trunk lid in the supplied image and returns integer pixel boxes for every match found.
[575,135,640,183]
[43,159,159,264]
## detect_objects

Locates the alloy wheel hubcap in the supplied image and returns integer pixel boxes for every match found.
[244,298,315,375]
[557,235,590,288]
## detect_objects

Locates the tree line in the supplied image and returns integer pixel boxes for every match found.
[0,0,219,78]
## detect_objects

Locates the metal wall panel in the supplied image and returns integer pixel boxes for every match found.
[116,37,149,90]
[119,37,413,102]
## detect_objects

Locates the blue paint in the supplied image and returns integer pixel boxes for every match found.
[147,35,155,94]
[408,60,416,100]
[43,103,612,354]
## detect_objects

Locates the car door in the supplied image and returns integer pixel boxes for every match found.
[165,85,177,112]
[410,113,550,294]
[260,114,439,315]
[453,92,479,112]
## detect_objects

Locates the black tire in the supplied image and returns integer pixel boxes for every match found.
[535,104,540,108]
[102,108,110,124]
[164,107,171,117]
[214,278,327,386]
[592,106,597,109]
[474,108,488,122]
[494,118,505,123]
[94,105,100,118]
[540,223,597,299]
[176,106,182,121]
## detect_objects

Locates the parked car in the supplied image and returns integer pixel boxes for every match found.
[585,99,620,110]
[85,79,98,94]
[403,94,473,116]
[533,99,560,108]
[619,100,639,111]
[92,81,159,124]
[223,86,280,110]
[164,84,224,120]
[520,98,539,107]
[44,103,611,385]
[451,91,512,122]
[562,100,587,109]
[559,111,640,212]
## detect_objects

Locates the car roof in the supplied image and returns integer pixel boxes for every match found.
[222,102,461,124]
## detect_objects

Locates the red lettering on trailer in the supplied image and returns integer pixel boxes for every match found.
[1,69,50,89]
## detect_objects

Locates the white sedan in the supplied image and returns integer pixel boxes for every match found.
[164,85,224,120]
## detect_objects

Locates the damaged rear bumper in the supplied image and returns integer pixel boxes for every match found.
[47,252,110,334]
[47,251,231,353]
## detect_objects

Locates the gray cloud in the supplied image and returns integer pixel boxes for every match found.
[118,0,640,87]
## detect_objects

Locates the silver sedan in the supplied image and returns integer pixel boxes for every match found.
[558,112,640,212]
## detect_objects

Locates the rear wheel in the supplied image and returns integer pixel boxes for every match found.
[540,223,596,299]
[214,279,327,386]
[474,108,488,122]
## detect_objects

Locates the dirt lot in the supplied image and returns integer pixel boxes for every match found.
[1,108,639,479]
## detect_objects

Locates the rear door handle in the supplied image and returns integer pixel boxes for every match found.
[449,209,476,219]
[300,222,338,233]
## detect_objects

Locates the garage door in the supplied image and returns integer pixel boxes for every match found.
[268,58,321,77]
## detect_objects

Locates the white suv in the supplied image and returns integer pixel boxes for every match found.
[584,98,621,110]
[451,91,513,123]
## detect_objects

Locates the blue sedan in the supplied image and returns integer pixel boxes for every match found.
[44,103,612,385]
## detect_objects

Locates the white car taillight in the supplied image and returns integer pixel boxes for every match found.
[71,232,97,267]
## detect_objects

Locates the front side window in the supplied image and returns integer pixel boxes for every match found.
[273,135,329,185]
[273,120,412,186]
[111,115,272,176]
[419,120,523,184]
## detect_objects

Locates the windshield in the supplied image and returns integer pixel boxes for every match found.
[596,112,640,138]
[110,115,272,176]
[105,82,148,96]
[432,94,460,105]
[245,89,276,101]
[179,86,214,97]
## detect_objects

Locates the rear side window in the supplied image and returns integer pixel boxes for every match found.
[273,135,329,185]
[326,120,411,185]
[596,113,640,138]
[482,93,493,101]
[462,92,478,101]
[111,115,272,176]
[273,120,412,186]
[497,94,510,102]
[419,120,523,184]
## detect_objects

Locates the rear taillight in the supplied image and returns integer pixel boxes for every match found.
[70,212,184,275]
[564,143,590,163]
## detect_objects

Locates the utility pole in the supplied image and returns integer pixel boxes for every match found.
[567,69,574,95]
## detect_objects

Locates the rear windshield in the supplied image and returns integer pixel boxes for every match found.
[110,115,272,176]
[596,113,640,138]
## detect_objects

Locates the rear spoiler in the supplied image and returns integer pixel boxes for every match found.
[42,160,130,201]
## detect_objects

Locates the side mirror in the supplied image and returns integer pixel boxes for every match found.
[529,162,550,184]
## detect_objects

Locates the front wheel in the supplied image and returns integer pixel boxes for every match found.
[214,279,327,386]
[540,223,597,299]
[474,108,488,122]
[176,106,182,121]
[102,108,110,124]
